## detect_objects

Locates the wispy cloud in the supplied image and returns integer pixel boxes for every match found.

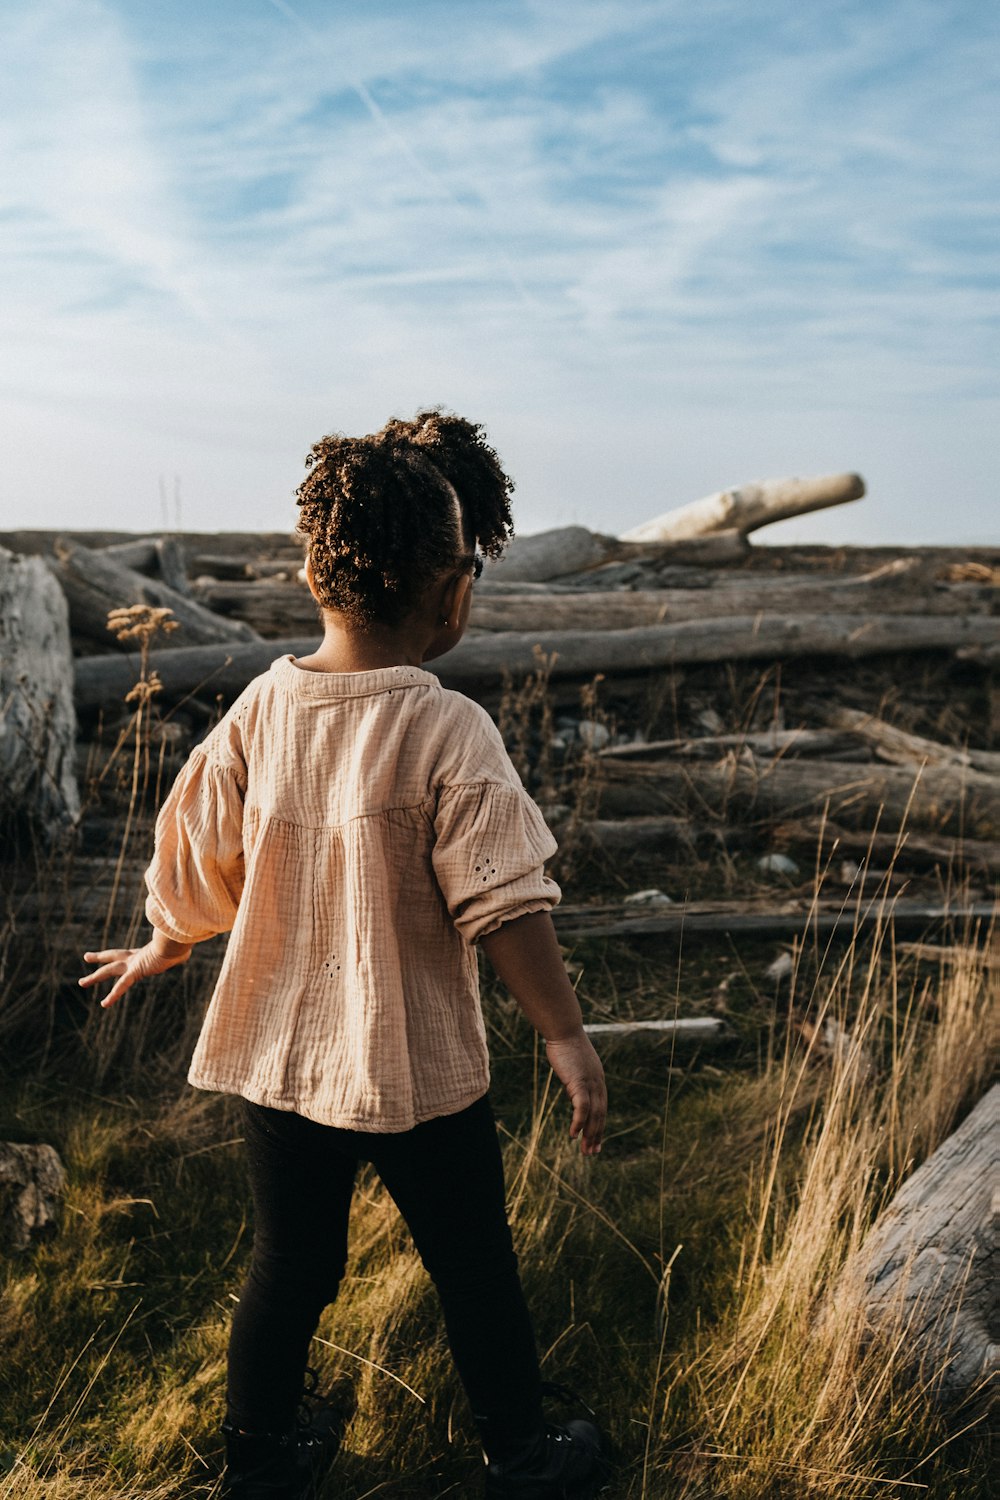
[0,0,996,540]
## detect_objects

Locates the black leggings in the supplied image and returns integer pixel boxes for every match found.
[227,1093,543,1455]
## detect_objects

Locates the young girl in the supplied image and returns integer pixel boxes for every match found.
[79,411,609,1499]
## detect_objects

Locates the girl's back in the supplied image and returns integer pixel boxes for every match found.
[146,654,559,1131]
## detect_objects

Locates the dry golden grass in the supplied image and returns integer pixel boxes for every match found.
[1,652,995,1497]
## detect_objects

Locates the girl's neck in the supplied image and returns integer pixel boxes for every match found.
[294,617,427,674]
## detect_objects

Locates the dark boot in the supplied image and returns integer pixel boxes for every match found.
[482,1382,613,1499]
[221,1366,351,1497]
[220,1422,312,1499]
[484,1417,611,1498]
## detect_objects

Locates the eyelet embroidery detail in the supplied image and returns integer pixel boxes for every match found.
[474,855,498,883]
[323,956,341,976]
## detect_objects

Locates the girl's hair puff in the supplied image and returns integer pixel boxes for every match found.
[295,410,514,628]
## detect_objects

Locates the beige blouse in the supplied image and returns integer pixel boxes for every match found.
[144,654,561,1131]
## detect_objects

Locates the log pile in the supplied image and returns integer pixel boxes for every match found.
[1,470,998,942]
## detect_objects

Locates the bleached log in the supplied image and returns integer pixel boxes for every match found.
[595,757,1000,838]
[190,579,319,637]
[552,898,997,943]
[847,1085,998,1412]
[100,536,191,596]
[599,727,860,762]
[154,536,191,597]
[583,1018,726,1042]
[482,526,620,583]
[50,537,260,650]
[769,818,1000,876]
[72,612,1000,715]
[825,707,1000,778]
[0,544,79,827]
[193,563,989,640]
[99,537,159,571]
[569,813,1000,874]
[560,815,704,857]
[621,472,866,544]
[0,1142,66,1254]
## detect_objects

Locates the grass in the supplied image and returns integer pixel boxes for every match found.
[1,635,996,1497]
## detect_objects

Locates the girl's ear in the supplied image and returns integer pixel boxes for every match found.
[437,568,472,625]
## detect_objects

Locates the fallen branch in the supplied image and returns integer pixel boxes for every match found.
[50,537,259,650]
[825,707,1000,777]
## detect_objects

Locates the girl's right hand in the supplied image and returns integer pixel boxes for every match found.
[545,1032,607,1156]
[79,934,192,1009]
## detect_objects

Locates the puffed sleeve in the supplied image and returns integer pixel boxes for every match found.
[432,778,561,945]
[144,745,247,944]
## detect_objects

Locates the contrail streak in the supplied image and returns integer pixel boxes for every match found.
[263,0,539,310]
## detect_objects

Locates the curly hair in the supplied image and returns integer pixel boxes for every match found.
[295,409,515,628]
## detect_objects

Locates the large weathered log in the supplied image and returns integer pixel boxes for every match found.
[621,472,866,543]
[769,818,1000,876]
[99,535,191,596]
[482,526,620,583]
[552,897,997,943]
[188,560,990,640]
[480,526,755,584]
[571,814,1000,873]
[190,579,319,636]
[847,1085,998,1413]
[0,1142,66,1254]
[599,727,862,762]
[0,545,79,826]
[595,757,1000,838]
[50,537,260,650]
[72,613,1000,713]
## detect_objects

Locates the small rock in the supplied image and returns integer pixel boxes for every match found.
[757,852,800,878]
[577,719,611,751]
[548,735,569,753]
[839,859,862,883]
[0,1142,66,1254]
[765,951,795,982]
[623,888,674,908]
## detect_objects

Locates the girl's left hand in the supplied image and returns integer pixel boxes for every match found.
[79,936,192,1009]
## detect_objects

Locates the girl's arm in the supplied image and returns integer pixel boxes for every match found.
[479,910,606,1156]
[79,927,192,1008]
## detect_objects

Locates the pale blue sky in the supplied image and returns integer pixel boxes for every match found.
[1,0,997,543]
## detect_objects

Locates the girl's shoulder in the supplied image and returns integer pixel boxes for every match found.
[429,688,517,789]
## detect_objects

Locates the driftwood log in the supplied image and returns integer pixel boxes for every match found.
[552,897,996,943]
[49,537,260,650]
[595,756,1000,839]
[0,1142,66,1254]
[0,545,79,827]
[480,526,753,584]
[190,565,992,640]
[620,472,866,544]
[583,1018,726,1043]
[563,814,1000,875]
[846,1085,998,1413]
[72,612,1000,714]
[825,707,1000,778]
